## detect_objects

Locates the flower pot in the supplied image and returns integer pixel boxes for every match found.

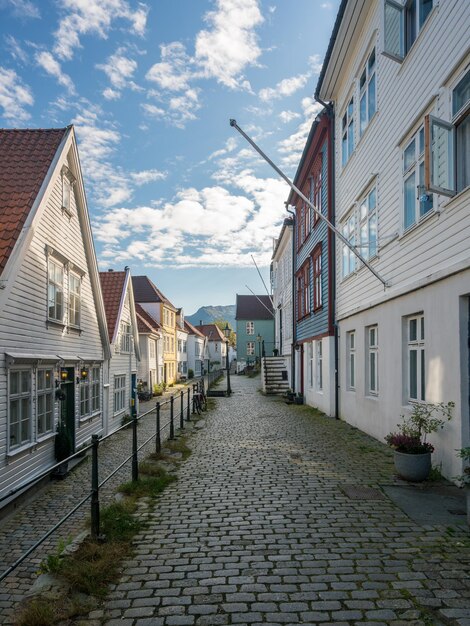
[394,450,431,482]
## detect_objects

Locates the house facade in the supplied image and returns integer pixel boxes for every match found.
[196,324,227,371]
[132,276,178,385]
[0,127,110,504]
[185,320,207,377]
[235,295,275,364]
[99,269,140,433]
[290,110,336,416]
[176,309,188,380]
[135,303,163,392]
[271,218,294,386]
[317,0,470,478]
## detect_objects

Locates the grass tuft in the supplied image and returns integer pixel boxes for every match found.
[118,472,176,499]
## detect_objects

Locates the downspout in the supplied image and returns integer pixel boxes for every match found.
[285,204,296,391]
[316,96,339,420]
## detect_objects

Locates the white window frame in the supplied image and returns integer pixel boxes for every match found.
[308,342,314,388]
[120,322,131,353]
[114,374,126,414]
[366,326,379,396]
[341,97,355,167]
[347,331,356,391]
[359,47,376,137]
[359,187,378,259]
[68,271,81,328]
[407,314,425,402]
[80,366,100,419]
[246,321,255,335]
[316,341,323,391]
[48,258,64,323]
[342,212,356,278]
[383,0,434,63]
[246,341,255,356]
[403,125,434,230]
[8,368,33,451]
[37,368,54,437]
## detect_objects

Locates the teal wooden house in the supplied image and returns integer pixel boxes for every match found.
[235,295,274,364]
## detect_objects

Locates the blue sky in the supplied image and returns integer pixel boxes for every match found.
[0,0,339,315]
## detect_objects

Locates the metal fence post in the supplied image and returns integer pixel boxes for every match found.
[170,395,175,440]
[180,391,184,430]
[132,412,139,482]
[192,384,197,414]
[186,388,191,421]
[156,401,161,454]
[91,434,100,539]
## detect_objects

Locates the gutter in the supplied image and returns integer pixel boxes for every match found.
[314,0,349,101]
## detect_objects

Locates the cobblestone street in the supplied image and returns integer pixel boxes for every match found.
[83,374,469,626]
[1,374,469,625]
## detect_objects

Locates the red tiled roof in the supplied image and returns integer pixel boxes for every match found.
[135,303,161,334]
[184,319,205,338]
[132,275,177,310]
[99,270,127,341]
[196,323,226,342]
[0,127,69,275]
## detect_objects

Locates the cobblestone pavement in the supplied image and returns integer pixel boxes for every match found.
[0,384,194,625]
[79,374,470,626]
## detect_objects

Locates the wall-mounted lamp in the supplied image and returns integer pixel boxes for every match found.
[81,367,89,380]
[60,369,68,381]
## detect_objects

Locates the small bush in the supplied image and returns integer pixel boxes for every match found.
[153,383,163,396]
[188,368,194,379]
[120,413,132,426]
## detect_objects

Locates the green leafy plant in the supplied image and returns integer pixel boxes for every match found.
[38,536,72,575]
[120,413,132,427]
[385,401,454,454]
[455,447,470,486]
[188,368,194,379]
[153,383,163,396]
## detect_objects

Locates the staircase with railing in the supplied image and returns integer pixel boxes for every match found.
[262,356,290,395]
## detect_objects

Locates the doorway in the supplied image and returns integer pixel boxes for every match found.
[60,367,75,452]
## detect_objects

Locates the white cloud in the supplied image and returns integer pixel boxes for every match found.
[146,42,193,92]
[208,137,238,160]
[195,0,263,89]
[5,35,28,64]
[279,110,301,123]
[103,87,120,100]
[0,66,34,122]
[131,169,167,185]
[259,55,322,102]
[277,98,323,169]
[53,0,148,61]
[3,0,40,18]
[35,51,76,94]
[96,51,138,91]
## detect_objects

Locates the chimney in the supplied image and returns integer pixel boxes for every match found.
[108,268,114,272]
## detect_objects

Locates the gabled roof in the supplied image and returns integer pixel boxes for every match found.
[196,323,226,342]
[99,270,127,341]
[0,127,69,275]
[236,294,274,320]
[185,319,205,338]
[135,303,161,335]
[132,275,177,311]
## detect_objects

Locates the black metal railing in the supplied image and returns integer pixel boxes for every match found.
[0,377,210,584]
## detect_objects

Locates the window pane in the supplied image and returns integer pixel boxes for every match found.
[384,0,404,60]
[370,352,376,392]
[420,316,425,340]
[369,214,377,257]
[350,354,355,388]
[404,139,415,171]
[21,371,30,393]
[409,318,417,341]
[430,117,455,194]
[419,161,433,216]
[10,371,19,395]
[409,349,418,399]
[342,135,348,167]
[360,69,366,90]
[368,73,376,120]
[360,94,367,135]
[456,114,470,193]
[419,0,433,28]
[360,222,368,259]
[406,0,417,51]
[453,69,470,117]
[368,48,376,71]
[404,172,416,229]
[419,127,425,154]
[420,348,426,400]
[348,120,354,156]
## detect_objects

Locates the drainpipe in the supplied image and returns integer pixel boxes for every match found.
[315,97,339,420]
[285,203,296,391]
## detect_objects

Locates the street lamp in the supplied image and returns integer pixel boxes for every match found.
[223,323,232,395]
[256,333,262,366]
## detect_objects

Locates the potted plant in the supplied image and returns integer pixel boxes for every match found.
[53,422,72,478]
[455,447,470,526]
[385,401,454,482]
[273,348,279,356]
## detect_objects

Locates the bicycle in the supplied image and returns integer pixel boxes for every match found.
[192,383,207,415]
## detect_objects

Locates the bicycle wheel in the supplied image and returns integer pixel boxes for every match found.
[193,395,202,415]
[200,394,207,411]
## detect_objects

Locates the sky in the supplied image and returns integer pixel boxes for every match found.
[0,0,339,316]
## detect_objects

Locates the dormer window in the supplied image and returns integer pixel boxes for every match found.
[61,165,76,216]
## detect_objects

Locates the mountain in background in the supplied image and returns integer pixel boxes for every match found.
[187,305,236,328]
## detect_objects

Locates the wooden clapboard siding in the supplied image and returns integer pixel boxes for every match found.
[333,1,470,320]
[0,144,105,501]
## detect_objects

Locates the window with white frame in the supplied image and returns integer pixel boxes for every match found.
[183,340,187,353]
[424,68,470,196]
[406,314,425,402]
[48,259,64,322]
[342,97,355,167]
[308,342,314,388]
[149,339,156,359]
[384,0,433,63]
[403,126,433,230]
[215,342,219,352]
[178,339,182,353]
[347,331,356,390]
[120,322,131,353]
[342,213,356,278]
[366,326,378,395]
[68,272,81,327]
[37,368,54,436]
[246,341,255,356]
[313,244,322,310]
[80,366,100,418]
[316,341,323,391]
[359,187,378,259]
[246,321,254,335]
[9,369,32,450]
[114,375,126,413]
[91,367,100,413]
[359,48,376,137]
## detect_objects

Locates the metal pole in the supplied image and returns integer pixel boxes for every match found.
[226,340,232,395]
[132,412,138,482]
[187,388,191,421]
[180,390,184,429]
[192,384,197,414]
[91,434,100,539]
[156,402,161,453]
[230,119,389,289]
[170,395,175,440]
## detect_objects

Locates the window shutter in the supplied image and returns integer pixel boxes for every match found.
[424,114,456,197]
[383,0,404,62]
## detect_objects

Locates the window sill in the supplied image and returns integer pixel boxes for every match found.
[79,411,101,424]
[37,432,56,444]
[313,305,323,314]
[47,319,66,330]
[441,185,470,210]
[113,409,127,418]
[7,441,36,458]
[68,325,82,335]
[398,209,439,242]
[365,393,379,400]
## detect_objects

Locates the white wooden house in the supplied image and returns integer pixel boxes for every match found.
[99,268,140,434]
[0,127,111,505]
[185,320,207,377]
[135,302,163,391]
[176,309,189,380]
[196,324,227,372]
[316,0,470,479]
